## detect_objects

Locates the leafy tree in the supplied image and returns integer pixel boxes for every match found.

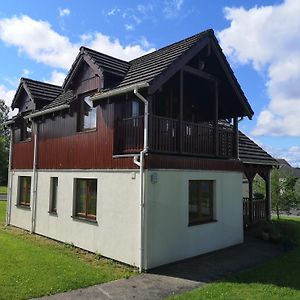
[253,169,300,219]
[0,99,9,185]
[271,169,299,219]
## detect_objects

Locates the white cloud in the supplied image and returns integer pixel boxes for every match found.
[45,70,66,86]
[163,0,184,18]
[87,32,155,61]
[218,0,300,137]
[59,8,70,17]
[0,84,17,116]
[125,24,134,31]
[0,15,154,71]
[0,15,78,69]
[107,8,120,16]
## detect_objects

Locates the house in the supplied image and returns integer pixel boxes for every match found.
[4,29,277,271]
[277,159,300,179]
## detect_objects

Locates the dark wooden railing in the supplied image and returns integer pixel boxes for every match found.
[149,115,178,153]
[114,115,235,157]
[243,197,266,226]
[114,116,144,154]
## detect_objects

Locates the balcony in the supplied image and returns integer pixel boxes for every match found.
[114,115,236,158]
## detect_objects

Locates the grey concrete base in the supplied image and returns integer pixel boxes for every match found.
[36,236,283,300]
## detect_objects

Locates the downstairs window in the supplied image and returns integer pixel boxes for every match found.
[18,176,31,207]
[189,180,214,225]
[74,179,97,220]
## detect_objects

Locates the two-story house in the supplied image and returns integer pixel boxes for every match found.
[4,29,277,270]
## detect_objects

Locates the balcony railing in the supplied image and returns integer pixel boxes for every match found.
[114,114,235,157]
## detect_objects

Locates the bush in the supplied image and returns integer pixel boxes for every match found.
[248,220,297,245]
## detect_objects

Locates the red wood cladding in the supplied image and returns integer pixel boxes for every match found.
[37,104,137,169]
[12,140,34,169]
[145,154,243,172]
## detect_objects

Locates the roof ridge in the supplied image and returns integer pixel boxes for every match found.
[80,46,131,64]
[129,29,213,64]
[21,77,63,89]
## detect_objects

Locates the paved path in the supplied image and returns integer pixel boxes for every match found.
[36,236,283,300]
[0,194,7,201]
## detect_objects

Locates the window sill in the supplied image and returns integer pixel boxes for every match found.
[15,204,31,210]
[71,215,98,225]
[48,211,58,216]
[188,219,217,227]
[77,128,97,134]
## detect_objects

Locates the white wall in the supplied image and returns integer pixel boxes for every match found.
[144,169,244,269]
[9,170,141,267]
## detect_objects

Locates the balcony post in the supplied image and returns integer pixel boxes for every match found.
[179,70,183,153]
[214,81,219,156]
[265,168,272,221]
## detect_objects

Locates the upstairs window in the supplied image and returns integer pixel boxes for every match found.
[74,179,97,220]
[21,119,32,141]
[18,176,31,207]
[78,95,97,131]
[189,180,214,225]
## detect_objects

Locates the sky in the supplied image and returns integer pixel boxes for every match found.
[0,0,299,167]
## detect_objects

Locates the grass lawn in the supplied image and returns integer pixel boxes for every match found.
[170,217,300,300]
[0,202,136,300]
[0,186,7,194]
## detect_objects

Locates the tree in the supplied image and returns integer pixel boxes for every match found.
[0,99,9,185]
[271,169,299,219]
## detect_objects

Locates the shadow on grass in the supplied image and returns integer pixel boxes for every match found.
[151,219,300,292]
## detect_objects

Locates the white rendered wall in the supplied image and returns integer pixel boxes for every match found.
[144,169,244,269]
[9,170,141,267]
[9,170,32,231]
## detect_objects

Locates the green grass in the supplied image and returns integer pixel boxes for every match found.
[0,202,137,300]
[0,186,7,194]
[170,217,300,300]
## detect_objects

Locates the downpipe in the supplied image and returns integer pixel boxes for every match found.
[30,120,38,234]
[133,88,149,272]
[6,128,13,226]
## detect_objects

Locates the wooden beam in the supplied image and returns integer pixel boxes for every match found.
[183,65,217,82]
[265,169,272,221]
[148,36,210,94]
[249,178,254,225]
[179,70,183,153]
[233,117,239,159]
[214,81,219,157]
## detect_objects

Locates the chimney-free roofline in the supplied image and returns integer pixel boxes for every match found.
[91,82,150,101]
[24,104,70,120]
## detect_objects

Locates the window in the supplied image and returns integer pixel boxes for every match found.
[75,179,97,220]
[18,176,31,207]
[21,119,32,141]
[78,95,97,131]
[132,101,140,117]
[49,177,58,213]
[189,180,214,225]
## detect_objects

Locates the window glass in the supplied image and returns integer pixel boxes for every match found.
[83,96,97,130]
[50,177,58,213]
[189,180,214,225]
[18,176,31,206]
[132,101,140,117]
[21,119,32,141]
[75,179,97,220]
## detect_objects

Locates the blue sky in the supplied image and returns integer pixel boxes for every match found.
[0,0,299,166]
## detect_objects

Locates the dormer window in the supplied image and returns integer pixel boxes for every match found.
[78,95,97,132]
[21,119,32,141]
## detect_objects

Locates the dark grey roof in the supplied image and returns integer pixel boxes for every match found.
[12,78,63,109]
[277,159,300,178]
[239,131,278,166]
[115,30,210,89]
[40,90,74,111]
[82,47,131,76]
